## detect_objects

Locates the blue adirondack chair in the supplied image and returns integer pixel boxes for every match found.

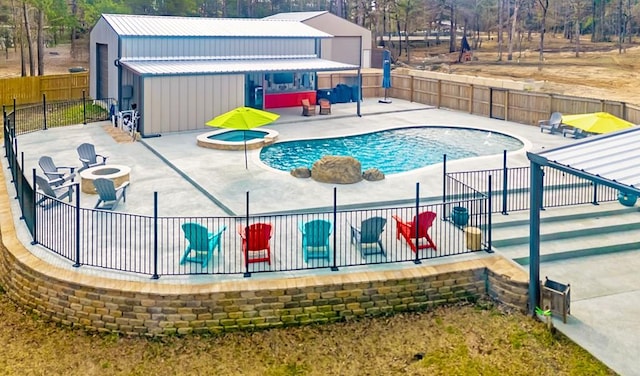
[35,175,75,210]
[93,178,129,210]
[349,216,387,256]
[38,156,76,186]
[299,219,332,262]
[77,143,108,171]
[180,223,227,267]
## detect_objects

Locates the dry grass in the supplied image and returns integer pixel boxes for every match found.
[0,288,614,376]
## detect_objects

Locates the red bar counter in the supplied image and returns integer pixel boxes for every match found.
[264,91,316,109]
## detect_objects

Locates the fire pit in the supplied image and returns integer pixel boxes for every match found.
[80,165,131,194]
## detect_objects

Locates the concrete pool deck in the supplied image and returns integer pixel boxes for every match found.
[4,98,639,375]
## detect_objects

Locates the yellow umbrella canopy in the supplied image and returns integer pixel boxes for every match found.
[561,112,634,134]
[205,107,280,169]
[205,106,280,130]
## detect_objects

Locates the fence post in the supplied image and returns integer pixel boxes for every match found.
[414,182,421,265]
[74,185,81,267]
[501,150,508,215]
[82,90,87,125]
[42,94,47,130]
[331,187,338,271]
[30,168,35,236]
[244,191,250,278]
[152,192,159,279]
[487,175,493,253]
[442,154,447,203]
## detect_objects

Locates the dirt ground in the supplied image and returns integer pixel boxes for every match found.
[2,36,639,105]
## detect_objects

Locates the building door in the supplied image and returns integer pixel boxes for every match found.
[96,43,109,100]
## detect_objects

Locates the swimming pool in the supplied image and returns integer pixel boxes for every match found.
[208,130,268,142]
[260,126,524,174]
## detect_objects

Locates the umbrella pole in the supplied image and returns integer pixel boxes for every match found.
[243,131,248,169]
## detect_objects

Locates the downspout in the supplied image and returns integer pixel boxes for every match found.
[528,162,543,316]
[117,36,122,110]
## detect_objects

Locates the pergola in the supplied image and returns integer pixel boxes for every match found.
[526,126,640,314]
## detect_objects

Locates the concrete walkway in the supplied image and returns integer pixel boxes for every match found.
[5,98,638,375]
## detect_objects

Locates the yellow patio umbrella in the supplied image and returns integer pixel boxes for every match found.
[206,107,280,169]
[561,112,634,134]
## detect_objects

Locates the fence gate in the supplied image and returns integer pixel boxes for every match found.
[489,88,507,120]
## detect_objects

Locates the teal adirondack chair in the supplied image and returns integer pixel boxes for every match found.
[349,216,387,256]
[299,219,332,262]
[180,223,227,267]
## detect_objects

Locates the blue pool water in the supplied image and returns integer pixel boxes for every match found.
[260,126,523,174]
[208,130,268,142]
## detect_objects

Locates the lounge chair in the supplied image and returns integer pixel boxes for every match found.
[539,112,562,134]
[77,143,108,172]
[180,223,227,267]
[299,219,332,262]
[349,217,387,256]
[237,223,273,264]
[319,98,331,115]
[392,211,437,253]
[301,98,316,116]
[34,175,74,210]
[38,156,76,186]
[93,178,129,210]
[562,127,588,139]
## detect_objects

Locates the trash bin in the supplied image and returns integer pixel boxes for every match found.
[540,277,570,323]
[464,227,482,251]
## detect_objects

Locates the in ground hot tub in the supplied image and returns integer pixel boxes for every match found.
[197,128,279,150]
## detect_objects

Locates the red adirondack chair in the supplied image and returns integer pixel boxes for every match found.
[237,223,273,264]
[392,211,437,252]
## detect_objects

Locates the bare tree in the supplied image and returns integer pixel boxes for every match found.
[497,0,503,61]
[36,5,44,75]
[507,0,520,61]
[537,0,548,71]
[22,0,34,76]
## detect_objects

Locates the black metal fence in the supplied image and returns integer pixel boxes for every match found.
[29,182,490,278]
[3,93,114,136]
[444,150,619,215]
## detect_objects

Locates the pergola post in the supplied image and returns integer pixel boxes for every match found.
[528,162,544,316]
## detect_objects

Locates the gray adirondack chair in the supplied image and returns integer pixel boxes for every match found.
[349,217,387,256]
[539,112,563,134]
[94,178,129,210]
[77,143,108,172]
[38,156,76,186]
[34,175,74,210]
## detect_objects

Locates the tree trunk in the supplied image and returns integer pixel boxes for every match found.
[448,5,456,53]
[22,1,34,76]
[70,0,77,58]
[507,1,519,61]
[538,0,548,71]
[37,7,44,76]
[498,0,503,61]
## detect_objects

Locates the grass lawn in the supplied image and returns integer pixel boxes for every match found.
[0,288,614,376]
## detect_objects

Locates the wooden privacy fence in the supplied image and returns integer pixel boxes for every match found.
[320,69,640,125]
[0,72,89,106]
[5,69,640,125]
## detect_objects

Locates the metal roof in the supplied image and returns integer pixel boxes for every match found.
[263,11,328,22]
[529,126,640,192]
[101,14,332,38]
[120,57,358,76]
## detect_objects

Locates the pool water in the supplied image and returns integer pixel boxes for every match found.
[208,130,268,142]
[260,126,523,174]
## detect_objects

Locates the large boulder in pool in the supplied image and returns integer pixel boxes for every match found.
[312,156,362,184]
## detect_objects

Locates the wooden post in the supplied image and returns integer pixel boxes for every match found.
[410,75,414,103]
[469,84,474,114]
[437,80,442,109]
[505,90,509,121]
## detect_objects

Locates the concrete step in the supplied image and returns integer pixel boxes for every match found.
[489,202,640,265]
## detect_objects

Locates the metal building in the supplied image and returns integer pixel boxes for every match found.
[89,14,359,136]
[264,11,372,69]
